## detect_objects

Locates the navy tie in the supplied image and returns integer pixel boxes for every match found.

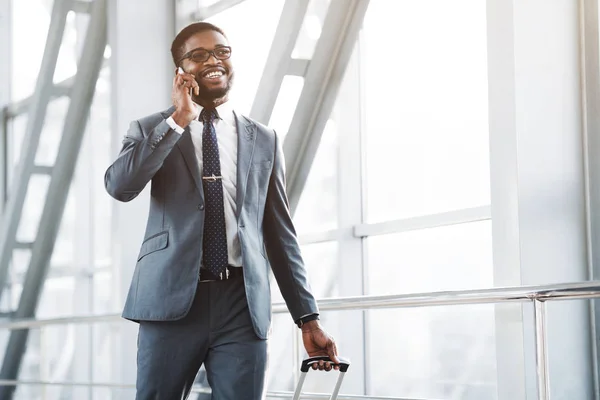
[200,107,229,280]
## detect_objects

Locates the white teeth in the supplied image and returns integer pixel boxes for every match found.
[205,71,223,78]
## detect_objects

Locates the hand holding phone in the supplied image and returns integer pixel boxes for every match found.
[172,67,199,127]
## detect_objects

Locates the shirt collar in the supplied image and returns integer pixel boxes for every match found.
[195,101,235,126]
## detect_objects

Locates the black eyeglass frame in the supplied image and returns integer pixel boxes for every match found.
[177,46,232,66]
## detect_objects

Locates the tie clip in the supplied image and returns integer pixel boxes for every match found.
[202,174,222,182]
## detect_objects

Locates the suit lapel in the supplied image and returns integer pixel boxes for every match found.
[160,107,203,198]
[235,111,257,220]
[176,127,204,198]
[162,107,255,211]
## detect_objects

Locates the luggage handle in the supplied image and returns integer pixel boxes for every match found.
[301,356,350,373]
[293,356,350,400]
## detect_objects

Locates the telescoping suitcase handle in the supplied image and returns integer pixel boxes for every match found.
[292,356,350,400]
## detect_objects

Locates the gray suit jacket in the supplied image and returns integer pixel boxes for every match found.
[104,107,318,339]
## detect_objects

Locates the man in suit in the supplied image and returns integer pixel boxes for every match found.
[104,21,339,399]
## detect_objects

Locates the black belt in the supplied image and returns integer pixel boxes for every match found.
[199,266,243,282]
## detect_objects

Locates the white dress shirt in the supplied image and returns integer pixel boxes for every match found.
[166,103,242,267]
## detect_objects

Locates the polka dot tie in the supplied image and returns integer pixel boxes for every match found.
[200,108,229,280]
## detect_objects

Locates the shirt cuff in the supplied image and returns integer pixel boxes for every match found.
[166,116,184,134]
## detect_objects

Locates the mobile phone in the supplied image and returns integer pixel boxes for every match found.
[177,67,193,96]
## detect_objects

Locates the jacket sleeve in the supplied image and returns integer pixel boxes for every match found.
[104,118,182,202]
[263,130,319,321]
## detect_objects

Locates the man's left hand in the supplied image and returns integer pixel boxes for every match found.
[301,320,340,371]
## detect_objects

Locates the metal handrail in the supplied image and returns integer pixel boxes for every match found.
[0,379,417,400]
[0,280,599,400]
[0,281,598,330]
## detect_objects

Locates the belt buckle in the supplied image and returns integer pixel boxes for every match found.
[219,266,230,281]
[200,266,230,282]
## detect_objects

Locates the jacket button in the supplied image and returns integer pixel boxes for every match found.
[197,204,204,210]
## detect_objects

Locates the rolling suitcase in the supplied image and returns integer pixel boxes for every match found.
[292,356,350,400]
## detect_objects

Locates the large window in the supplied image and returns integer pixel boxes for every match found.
[360,1,494,398]
[363,0,490,223]
[274,0,495,397]
[206,0,285,115]
[1,0,497,398]
[5,1,114,398]
[8,0,113,316]
[367,221,493,294]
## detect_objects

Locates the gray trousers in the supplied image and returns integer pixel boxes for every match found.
[135,274,268,400]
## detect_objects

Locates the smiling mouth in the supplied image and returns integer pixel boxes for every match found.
[202,70,225,79]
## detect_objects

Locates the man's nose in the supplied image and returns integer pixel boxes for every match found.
[206,53,221,63]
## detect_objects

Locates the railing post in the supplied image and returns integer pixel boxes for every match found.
[534,299,550,400]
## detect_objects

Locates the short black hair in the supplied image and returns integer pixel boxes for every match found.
[170,22,227,66]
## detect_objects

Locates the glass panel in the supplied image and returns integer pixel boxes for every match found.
[3,251,30,310]
[363,0,490,222]
[266,313,296,392]
[12,1,84,100]
[207,0,285,114]
[14,376,43,399]
[89,67,112,269]
[269,75,304,139]
[90,388,137,400]
[367,305,497,399]
[292,37,361,236]
[9,249,30,284]
[11,0,53,102]
[7,113,27,184]
[293,119,338,235]
[198,0,222,7]
[48,66,111,273]
[92,321,115,388]
[13,321,135,400]
[49,187,76,269]
[291,0,330,59]
[5,2,117,398]
[300,241,339,297]
[16,174,51,243]
[93,271,115,314]
[367,220,493,294]
[36,275,94,319]
[15,327,42,382]
[543,300,595,399]
[53,10,85,84]
[364,223,496,400]
[7,282,23,313]
[38,276,79,318]
[35,97,69,167]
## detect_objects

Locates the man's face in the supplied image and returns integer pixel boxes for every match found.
[180,30,234,103]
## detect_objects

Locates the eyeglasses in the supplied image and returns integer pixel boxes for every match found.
[178,46,232,65]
